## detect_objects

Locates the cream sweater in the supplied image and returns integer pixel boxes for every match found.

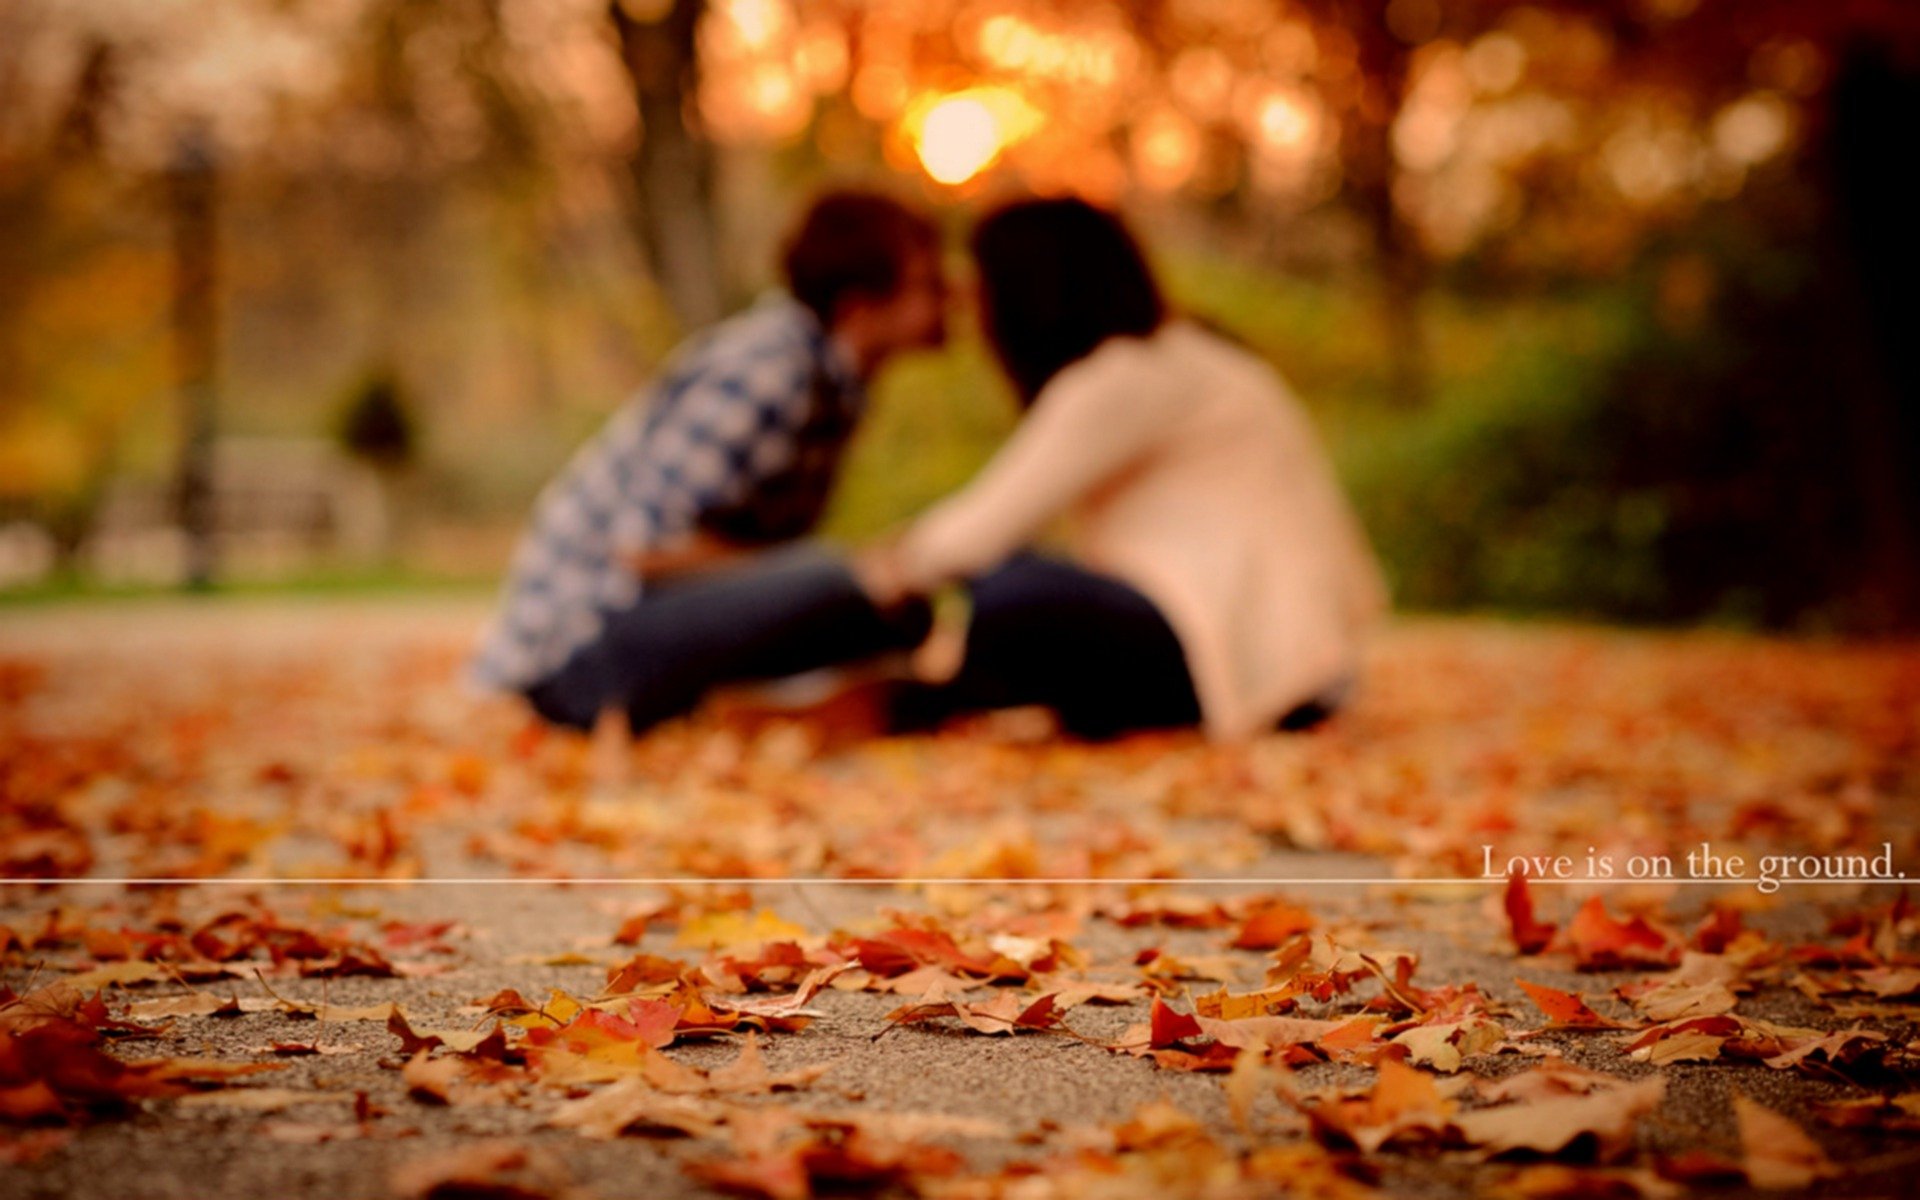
[895,321,1388,739]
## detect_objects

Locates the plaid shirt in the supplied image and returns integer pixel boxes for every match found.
[472,295,864,691]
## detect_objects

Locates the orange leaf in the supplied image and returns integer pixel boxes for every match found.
[1516,980,1636,1030]
[1230,901,1316,950]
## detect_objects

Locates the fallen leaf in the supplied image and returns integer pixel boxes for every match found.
[390,1140,573,1199]
[1389,1016,1507,1072]
[1564,899,1681,971]
[1505,874,1557,955]
[550,1080,735,1139]
[1516,980,1637,1031]
[1298,1056,1454,1153]
[886,990,1063,1036]
[1453,1077,1666,1161]
[1733,1092,1837,1189]
[1230,900,1316,950]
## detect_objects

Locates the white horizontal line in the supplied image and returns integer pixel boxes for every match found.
[0,876,1908,888]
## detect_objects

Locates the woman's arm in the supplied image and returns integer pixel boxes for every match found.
[893,336,1180,590]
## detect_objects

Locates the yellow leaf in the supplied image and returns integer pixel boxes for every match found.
[674,909,807,951]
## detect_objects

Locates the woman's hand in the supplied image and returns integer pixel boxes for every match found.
[852,539,911,608]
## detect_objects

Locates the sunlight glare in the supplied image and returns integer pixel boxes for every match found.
[910,88,1038,186]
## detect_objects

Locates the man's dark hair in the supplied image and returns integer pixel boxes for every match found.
[781,189,938,324]
[969,196,1166,406]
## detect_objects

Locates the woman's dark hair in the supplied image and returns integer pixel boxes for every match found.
[781,189,938,324]
[969,197,1166,405]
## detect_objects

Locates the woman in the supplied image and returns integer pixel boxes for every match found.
[861,197,1387,740]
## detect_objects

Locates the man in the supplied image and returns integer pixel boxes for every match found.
[473,189,947,733]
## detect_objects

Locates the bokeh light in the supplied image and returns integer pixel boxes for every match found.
[908,87,1040,187]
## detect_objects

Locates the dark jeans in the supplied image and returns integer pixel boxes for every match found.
[898,554,1203,740]
[524,549,932,735]
[523,549,1214,740]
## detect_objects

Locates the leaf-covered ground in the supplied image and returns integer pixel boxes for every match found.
[4,599,1919,1199]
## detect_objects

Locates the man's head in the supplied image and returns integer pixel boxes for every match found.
[781,190,947,375]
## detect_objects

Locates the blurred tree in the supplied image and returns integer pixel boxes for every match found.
[0,28,131,569]
[167,122,220,590]
[1825,40,1920,625]
[609,0,725,330]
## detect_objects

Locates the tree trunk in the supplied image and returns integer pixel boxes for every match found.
[609,0,724,331]
[169,123,220,590]
[1334,1,1428,408]
[1828,44,1920,627]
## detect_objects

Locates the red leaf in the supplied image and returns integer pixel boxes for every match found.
[1148,998,1205,1047]
[1564,897,1680,970]
[1504,874,1557,955]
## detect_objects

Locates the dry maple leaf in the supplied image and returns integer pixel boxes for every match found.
[1758,1026,1893,1078]
[1616,953,1743,1023]
[684,1117,967,1200]
[548,1080,734,1139]
[1621,1014,1744,1065]
[637,1034,830,1096]
[885,990,1063,1036]
[602,953,692,996]
[1472,1061,1630,1105]
[1387,1015,1509,1072]
[1033,977,1145,1008]
[677,908,809,952]
[1229,900,1316,950]
[1,1014,198,1119]
[1111,1098,1213,1151]
[697,941,848,994]
[1115,999,1346,1072]
[1107,892,1236,929]
[1266,934,1420,1005]
[1192,985,1297,1021]
[1136,947,1245,988]
[1452,1075,1666,1161]
[1516,980,1638,1031]
[1564,898,1682,971]
[1198,1014,1348,1055]
[386,1006,445,1057]
[522,1002,679,1082]
[835,923,1024,983]
[1808,1092,1920,1132]
[399,1048,519,1107]
[1297,1056,1456,1153]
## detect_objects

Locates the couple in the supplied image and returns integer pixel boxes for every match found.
[473,190,1386,742]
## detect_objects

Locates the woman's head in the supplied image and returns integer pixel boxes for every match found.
[969,197,1166,405]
